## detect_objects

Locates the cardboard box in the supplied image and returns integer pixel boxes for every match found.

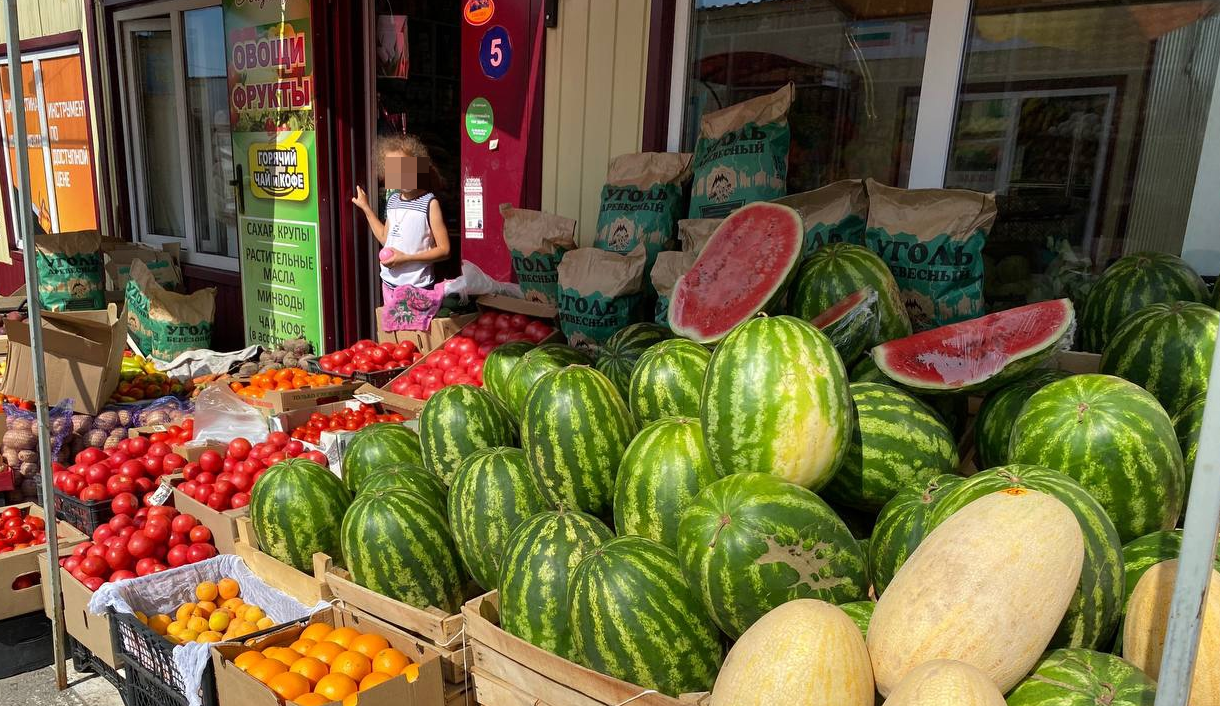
[234,378,364,415]
[377,308,478,352]
[2,305,127,415]
[38,545,120,668]
[104,241,183,294]
[233,516,331,604]
[212,603,446,706]
[0,503,87,620]
[172,486,247,556]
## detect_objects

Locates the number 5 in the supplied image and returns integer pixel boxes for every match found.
[489,38,503,67]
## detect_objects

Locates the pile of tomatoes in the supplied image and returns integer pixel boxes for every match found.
[53,437,188,505]
[288,405,407,446]
[318,340,423,376]
[63,505,217,591]
[463,311,555,351]
[177,434,328,512]
[146,419,194,446]
[0,505,47,553]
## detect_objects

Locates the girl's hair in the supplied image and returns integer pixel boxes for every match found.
[376,133,430,177]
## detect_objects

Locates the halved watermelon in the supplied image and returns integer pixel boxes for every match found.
[668,202,804,343]
[810,287,879,366]
[872,299,1075,394]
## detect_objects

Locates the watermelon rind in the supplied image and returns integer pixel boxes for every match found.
[1173,392,1205,498]
[569,536,723,695]
[790,242,912,342]
[668,202,805,344]
[927,465,1124,650]
[504,343,591,417]
[250,458,353,573]
[1100,301,1218,418]
[839,600,875,638]
[499,509,614,660]
[1009,374,1184,544]
[1006,648,1156,706]
[1114,529,1220,654]
[677,472,868,639]
[627,338,711,426]
[357,464,448,508]
[872,298,1075,394]
[975,369,1071,470]
[482,341,536,411]
[820,382,959,513]
[419,384,518,485]
[810,287,880,366]
[594,322,674,397]
[867,473,964,595]
[701,316,852,490]
[1080,251,1209,352]
[341,423,425,493]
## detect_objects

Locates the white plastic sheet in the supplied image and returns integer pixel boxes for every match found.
[185,384,270,447]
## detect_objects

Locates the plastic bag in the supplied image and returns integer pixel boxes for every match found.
[157,345,260,378]
[88,554,328,706]
[442,260,522,304]
[185,384,269,447]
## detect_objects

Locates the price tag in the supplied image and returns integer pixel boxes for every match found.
[354,392,384,404]
[148,479,174,506]
[150,425,168,433]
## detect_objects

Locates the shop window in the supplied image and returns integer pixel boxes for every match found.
[184,7,237,259]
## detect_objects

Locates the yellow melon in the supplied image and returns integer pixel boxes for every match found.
[1123,559,1220,704]
[881,660,1006,706]
[867,488,1083,696]
[709,599,872,706]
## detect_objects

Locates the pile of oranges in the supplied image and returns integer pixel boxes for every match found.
[232,622,420,705]
[141,579,274,645]
[230,368,345,399]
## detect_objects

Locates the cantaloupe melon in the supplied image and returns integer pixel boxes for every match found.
[709,599,873,706]
[867,488,1084,696]
[1124,558,1220,704]
[881,660,1006,706]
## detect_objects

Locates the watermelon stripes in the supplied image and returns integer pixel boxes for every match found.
[1006,648,1156,706]
[504,344,591,417]
[1079,251,1209,352]
[627,338,711,426]
[249,458,352,573]
[867,473,964,595]
[594,322,673,397]
[790,243,911,342]
[341,423,425,493]
[975,369,1070,470]
[357,464,448,508]
[482,342,536,410]
[419,384,518,485]
[1174,393,1205,497]
[1114,529,1220,654]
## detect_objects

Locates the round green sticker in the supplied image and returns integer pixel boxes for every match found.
[465,97,494,144]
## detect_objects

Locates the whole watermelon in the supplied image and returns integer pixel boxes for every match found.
[1115,529,1220,653]
[1007,648,1156,706]
[702,316,852,490]
[820,382,959,512]
[504,344,590,415]
[868,474,964,595]
[341,423,424,493]
[448,447,550,591]
[612,417,719,549]
[975,369,1070,470]
[419,384,518,485]
[594,323,673,397]
[840,600,875,637]
[499,509,613,660]
[482,341,535,411]
[521,366,636,516]
[1080,251,1208,352]
[1100,301,1218,418]
[790,243,912,342]
[250,458,352,573]
[851,355,966,437]
[627,338,710,426]
[1009,374,1184,543]
[1174,393,1205,497]
[928,465,1124,650]
[676,472,868,639]
[569,536,723,695]
[340,488,466,613]
[357,464,448,508]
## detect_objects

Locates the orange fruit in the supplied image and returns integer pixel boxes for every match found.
[306,641,345,666]
[372,648,410,676]
[221,597,245,612]
[175,603,196,623]
[194,601,216,617]
[233,650,263,672]
[323,627,360,649]
[349,633,390,659]
[343,695,358,706]
[243,605,266,623]
[218,578,240,600]
[289,638,317,656]
[248,657,289,684]
[330,650,372,682]
[293,694,329,706]
[268,672,312,700]
[186,616,209,634]
[289,656,329,686]
[148,614,172,635]
[315,673,359,702]
[359,672,393,692]
[300,623,332,643]
[402,663,420,683]
[264,647,300,667]
[197,631,223,644]
[196,582,219,602]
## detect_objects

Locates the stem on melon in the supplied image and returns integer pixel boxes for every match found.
[709,514,732,549]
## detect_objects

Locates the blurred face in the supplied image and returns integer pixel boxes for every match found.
[385,153,431,190]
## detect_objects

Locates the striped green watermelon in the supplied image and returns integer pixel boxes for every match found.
[975,369,1071,470]
[499,509,614,660]
[701,316,852,490]
[867,474,964,595]
[357,464,448,508]
[612,417,719,549]
[569,536,723,695]
[627,338,710,426]
[1006,648,1156,706]
[482,341,535,410]
[1009,374,1184,543]
[850,355,885,383]
[447,447,549,591]
[594,323,673,397]
[250,458,353,573]
[927,465,1124,650]
[820,382,959,512]
[504,343,591,416]
[341,423,424,493]
[790,243,911,342]
[1174,393,1205,497]
[419,384,518,485]
[340,488,466,613]
[521,366,636,517]
[1080,251,1209,352]
[1114,529,1220,653]
[850,356,968,438]
[1100,301,1218,417]
[676,472,868,639]
[809,287,880,366]
[840,600,874,637]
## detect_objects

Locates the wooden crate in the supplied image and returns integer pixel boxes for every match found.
[232,516,331,604]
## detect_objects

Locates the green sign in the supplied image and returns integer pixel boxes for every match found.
[465,97,494,144]
[224,0,325,351]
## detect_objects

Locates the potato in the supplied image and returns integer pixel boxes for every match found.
[282,354,300,369]
[142,410,170,425]
[71,414,94,434]
[51,416,72,436]
[93,411,119,431]
[3,450,19,467]
[117,409,133,426]
[85,430,108,448]
[259,351,274,363]
[238,362,259,376]
[103,435,123,450]
[17,450,36,463]
[6,416,31,432]
[284,338,312,355]
[3,429,36,451]
[18,461,36,477]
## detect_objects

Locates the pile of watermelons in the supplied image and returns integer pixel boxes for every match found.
[246,203,1220,704]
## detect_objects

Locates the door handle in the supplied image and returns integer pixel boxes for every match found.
[229,164,244,215]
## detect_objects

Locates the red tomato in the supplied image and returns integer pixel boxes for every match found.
[182,462,202,481]
[198,450,223,475]
[103,545,131,571]
[467,360,485,378]
[133,477,155,495]
[206,492,229,512]
[161,453,186,473]
[166,544,189,567]
[369,347,390,365]
[92,524,114,544]
[458,352,479,368]
[187,543,215,563]
[105,475,135,497]
[126,533,155,560]
[167,531,187,548]
[493,313,513,330]
[442,368,464,385]
[109,515,133,532]
[194,472,216,486]
[142,521,170,544]
[61,475,85,496]
[332,350,351,366]
[354,339,377,351]
[229,472,253,492]
[141,455,163,474]
[391,345,414,362]
[407,384,424,399]
[193,484,213,503]
[111,493,138,516]
[134,558,157,577]
[525,321,554,342]
[227,438,252,461]
[303,450,328,466]
[434,353,458,370]
[266,431,289,448]
[79,484,108,502]
[147,442,171,458]
[390,378,411,395]
[509,314,530,331]
[126,437,149,457]
[108,570,136,583]
[82,576,105,592]
[340,363,356,376]
[170,514,197,534]
[230,493,250,509]
[76,447,105,466]
[85,463,112,485]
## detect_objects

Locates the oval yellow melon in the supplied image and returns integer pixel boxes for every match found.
[1124,558,1220,704]
[881,660,1006,706]
[709,599,873,706]
[867,488,1084,696]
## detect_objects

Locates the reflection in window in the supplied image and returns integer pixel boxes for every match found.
[184,6,237,258]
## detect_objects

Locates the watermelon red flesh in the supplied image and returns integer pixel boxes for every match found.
[668,202,804,343]
[872,298,1074,393]
[811,288,872,329]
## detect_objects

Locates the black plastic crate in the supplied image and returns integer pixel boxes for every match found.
[69,637,123,689]
[54,488,114,535]
[0,611,54,678]
[110,609,196,699]
[122,655,216,706]
[353,366,410,388]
